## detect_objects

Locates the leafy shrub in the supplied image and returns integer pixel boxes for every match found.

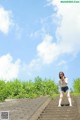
[0,80,7,101]
[6,79,25,98]
[0,77,58,101]
[34,76,58,96]
[73,78,80,93]
[22,81,34,94]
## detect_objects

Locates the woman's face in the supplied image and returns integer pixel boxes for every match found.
[59,73,64,79]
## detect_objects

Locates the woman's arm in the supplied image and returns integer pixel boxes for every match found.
[62,78,68,85]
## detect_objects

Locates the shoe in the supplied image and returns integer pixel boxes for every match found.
[70,105,72,107]
[58,105,61,107]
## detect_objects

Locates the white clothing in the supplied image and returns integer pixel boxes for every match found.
[59,77,68,87]
[58,77,72,106]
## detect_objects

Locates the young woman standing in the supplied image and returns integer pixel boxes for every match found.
[58,72,72,107]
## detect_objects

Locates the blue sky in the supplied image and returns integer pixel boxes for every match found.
[0,0,80,88]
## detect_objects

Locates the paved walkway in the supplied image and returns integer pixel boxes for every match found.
[0,96,80,120]
[0,96,49,120]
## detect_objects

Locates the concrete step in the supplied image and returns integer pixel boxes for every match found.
[37,96,80,120]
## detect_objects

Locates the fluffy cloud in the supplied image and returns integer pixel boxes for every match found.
[36,0,80,64]
[21,58,42,78]
[0,6,13,34]
[0,54,40,81]
[0,54,21,81]
[51,0,80,53]
[37,34,61,64]
[53,0,80,54]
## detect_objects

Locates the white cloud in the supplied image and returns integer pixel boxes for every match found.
[15,24,23,40]
[30,27,47,40]
[0,54,21,81]
[57,60,67,66]
[50,0,80,54]
[36,0,80,64]
[0,54,40,81]
[21,58,42,78]
[37,34,61,64]
[0,6,13,34]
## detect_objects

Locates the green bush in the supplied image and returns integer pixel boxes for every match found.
[0,80,7,101]
[34,76,58,96]
[0,77,59,101]
[44,79,58,95]
[1,76,80,102]
[22,81,34,94]
[6,79,25,98]
[73,78,80,93]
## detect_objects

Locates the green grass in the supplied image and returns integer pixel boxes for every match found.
[50,93,59,100]
[71,92,80,96]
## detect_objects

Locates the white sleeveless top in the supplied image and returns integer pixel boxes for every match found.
[59,77,68,87]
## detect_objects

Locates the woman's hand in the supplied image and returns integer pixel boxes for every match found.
[61,79,66,84]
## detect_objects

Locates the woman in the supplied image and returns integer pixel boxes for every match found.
[58,72,72,107]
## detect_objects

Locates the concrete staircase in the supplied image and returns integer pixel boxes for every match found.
[37,96,80,120]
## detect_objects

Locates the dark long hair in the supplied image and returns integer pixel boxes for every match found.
[59,72,66,79]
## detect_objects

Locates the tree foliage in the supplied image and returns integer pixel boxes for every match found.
[73,78,80,93]
[0,77,58,101]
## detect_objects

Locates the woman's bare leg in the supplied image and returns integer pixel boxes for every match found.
[67,90,72,106]
[58,91,63,107]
